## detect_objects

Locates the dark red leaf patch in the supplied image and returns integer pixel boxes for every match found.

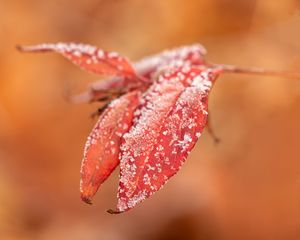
[80,91,140,204]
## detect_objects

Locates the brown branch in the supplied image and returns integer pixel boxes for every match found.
[211,63,300,80]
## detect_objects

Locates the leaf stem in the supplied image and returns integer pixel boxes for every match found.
[211,63,300,80]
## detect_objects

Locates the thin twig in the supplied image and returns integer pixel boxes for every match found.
[210,63,300,80]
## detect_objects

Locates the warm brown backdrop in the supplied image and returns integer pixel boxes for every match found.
[1,0,300,239]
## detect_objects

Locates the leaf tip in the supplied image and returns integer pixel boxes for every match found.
[16,44,24,52]
[81,195,93,205]
[106,209,122,214]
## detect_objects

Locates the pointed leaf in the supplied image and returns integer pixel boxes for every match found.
[17,43,137,78]
[134,44,207,78]
[80,90,140,204]
[115,68,219,212]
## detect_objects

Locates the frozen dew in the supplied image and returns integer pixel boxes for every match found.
[175,133,193,153]
[108,51,119,58]
[97,50,104,58]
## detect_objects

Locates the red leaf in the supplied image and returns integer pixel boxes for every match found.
[134,44,207,78]
[17,43,137,78]
[115,68,219,212]
[80,90,140,204]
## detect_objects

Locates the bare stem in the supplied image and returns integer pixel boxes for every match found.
[211,63,300,80]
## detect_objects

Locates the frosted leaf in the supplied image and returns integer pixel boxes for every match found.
[116,68,219,212]
[18,42,137,78]
[80,91,140,204]
[134,44,207,78]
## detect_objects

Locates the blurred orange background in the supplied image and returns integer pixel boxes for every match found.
[1,0,300,239]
